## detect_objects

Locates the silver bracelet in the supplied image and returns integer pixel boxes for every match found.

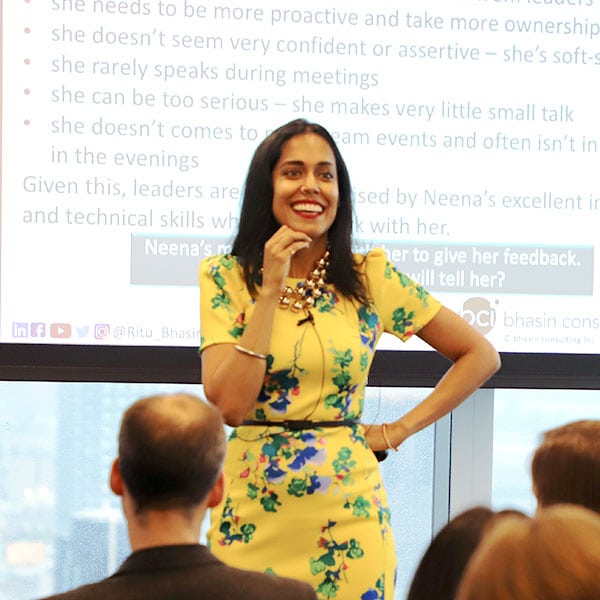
[234,344,267,360]
[382,422,399,452]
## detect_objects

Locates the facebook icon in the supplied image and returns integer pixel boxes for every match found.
[30,323,46,337]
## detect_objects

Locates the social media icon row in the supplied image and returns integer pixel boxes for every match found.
[12,323,111,340]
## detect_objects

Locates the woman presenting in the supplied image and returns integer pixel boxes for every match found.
[199,119,500,600]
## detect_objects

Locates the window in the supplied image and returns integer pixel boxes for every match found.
[4,382,597,599]
[491,388,600,514]
[0,382,438,600]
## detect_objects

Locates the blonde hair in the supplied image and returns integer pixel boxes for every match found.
[456,504,600,600]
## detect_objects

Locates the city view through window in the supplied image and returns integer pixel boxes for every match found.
[1,382,598,599]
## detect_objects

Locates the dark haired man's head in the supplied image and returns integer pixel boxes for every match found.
[116,393,226,513]
[531,419,600,513]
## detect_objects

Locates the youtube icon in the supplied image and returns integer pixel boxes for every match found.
[50,323,72,338]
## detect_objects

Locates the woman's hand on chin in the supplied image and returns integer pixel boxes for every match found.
[261,225,312,291]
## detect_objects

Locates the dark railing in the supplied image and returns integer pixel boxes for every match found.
[0,344,598,389]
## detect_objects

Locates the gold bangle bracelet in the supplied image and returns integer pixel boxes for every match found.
[234,344,267,360]
[382,422,398,452]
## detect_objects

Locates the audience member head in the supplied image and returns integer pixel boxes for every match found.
[111,392,226,515]
[531,419,600,513]
[406,506,527,600]
[455,504,600,600]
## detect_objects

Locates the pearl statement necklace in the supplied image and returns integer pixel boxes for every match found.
[279,250,330,312]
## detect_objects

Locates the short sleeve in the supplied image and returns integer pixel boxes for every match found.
[199,254,251,352]
[359,248,442,341]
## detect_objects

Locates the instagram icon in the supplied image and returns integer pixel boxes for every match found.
[94,324,110,340]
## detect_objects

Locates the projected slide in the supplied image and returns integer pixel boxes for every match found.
[1,0,598,352]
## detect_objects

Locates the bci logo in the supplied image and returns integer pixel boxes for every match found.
[459,297,497,334]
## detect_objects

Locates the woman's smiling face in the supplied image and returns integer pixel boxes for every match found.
[271,132,339,245]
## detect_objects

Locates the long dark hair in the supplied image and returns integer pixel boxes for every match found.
[407,507,528,600]
[231,119,367,304]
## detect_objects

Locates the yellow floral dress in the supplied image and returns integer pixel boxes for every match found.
[199,249,441,600]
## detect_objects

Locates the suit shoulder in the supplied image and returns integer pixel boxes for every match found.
[217,566,316,599]
[36,582,104,600]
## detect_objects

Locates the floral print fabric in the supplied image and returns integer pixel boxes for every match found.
[199,249,441,600]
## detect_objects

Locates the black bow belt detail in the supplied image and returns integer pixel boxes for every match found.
[241,419,358,431]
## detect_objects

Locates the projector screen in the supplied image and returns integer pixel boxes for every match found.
[1,0,598,358]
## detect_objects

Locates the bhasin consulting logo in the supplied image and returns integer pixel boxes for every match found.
[459,297,497,335]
